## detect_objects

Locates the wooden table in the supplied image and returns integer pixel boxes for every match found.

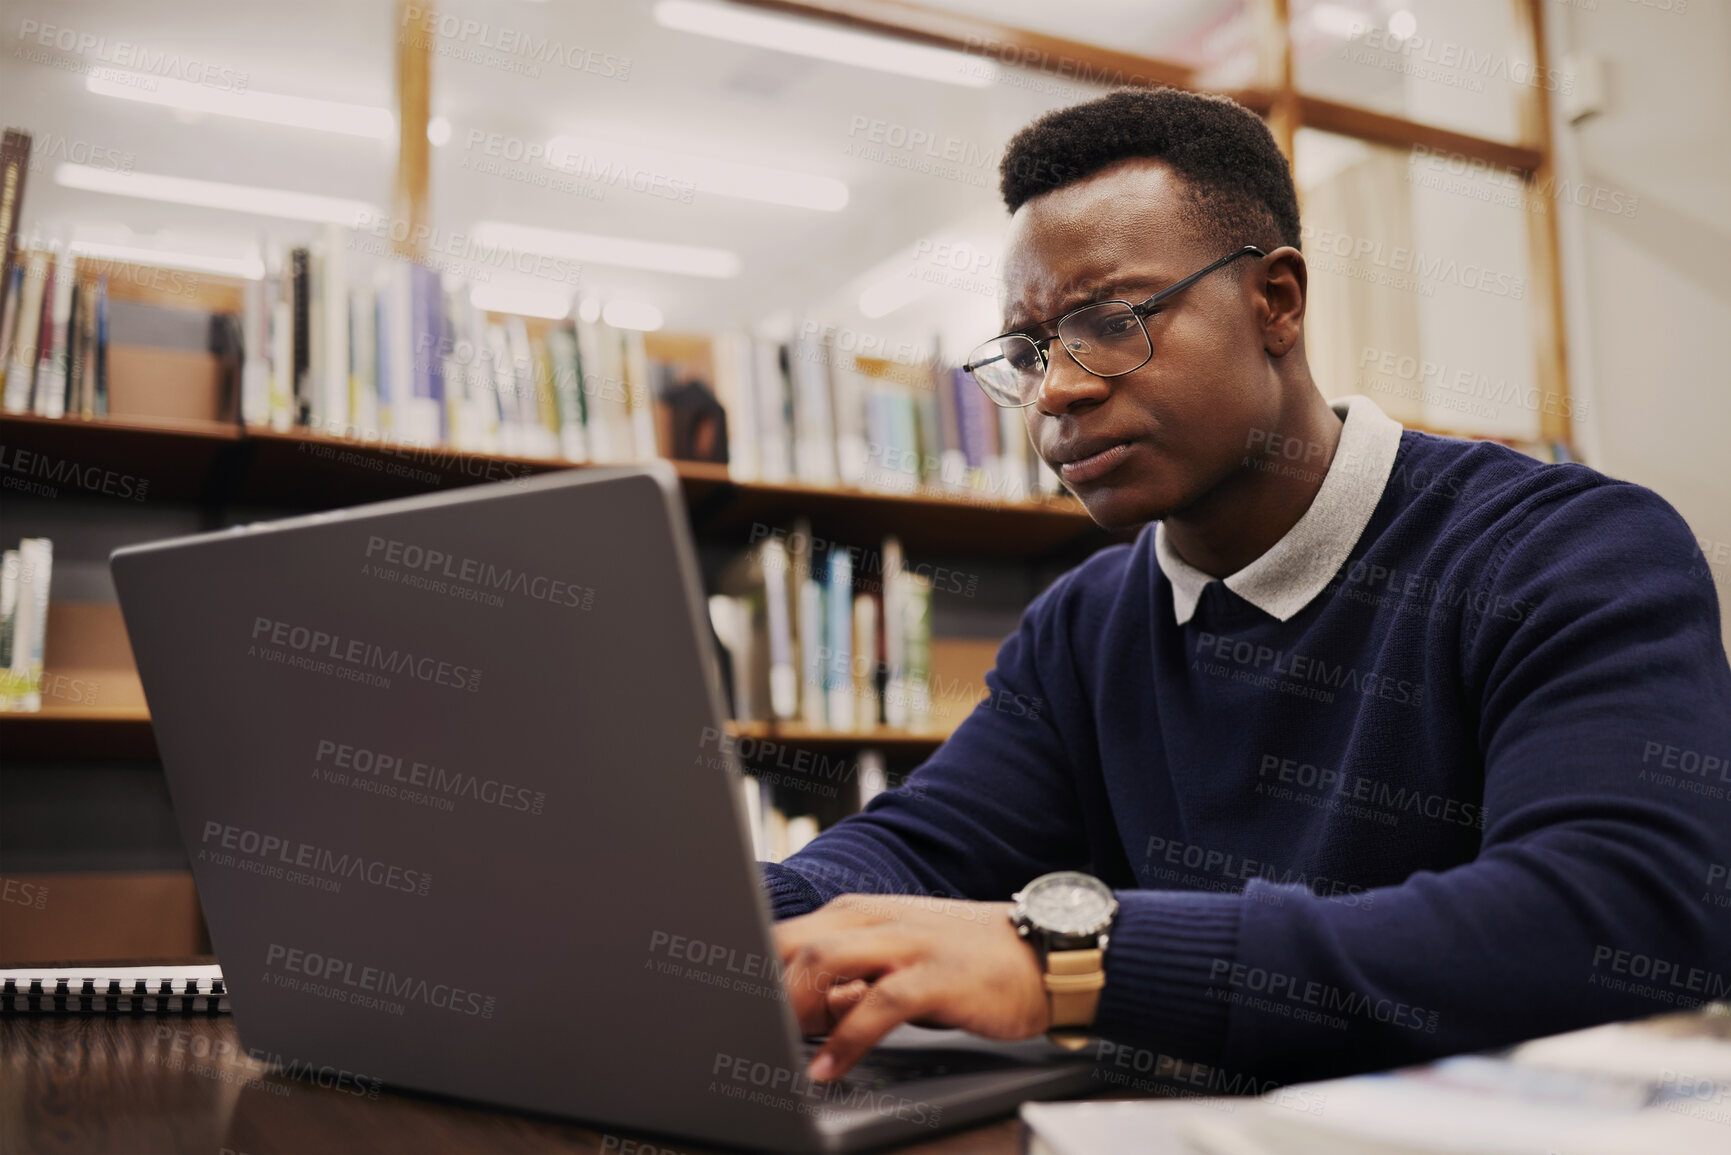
[1,1014,1026,1154]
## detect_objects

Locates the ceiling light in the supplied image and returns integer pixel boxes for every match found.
[470,282,573,320]
[653,0,995,88]
[472,220,741,279]
[1387,10,1418,40]
[858,270,933,319]
[428,116,453,146]
[56,164,378,224]
[67,239,265,280]
[601,300,664,331]
[1309,3,1366,40]
[85,72,395,139]
[547,134,847,211]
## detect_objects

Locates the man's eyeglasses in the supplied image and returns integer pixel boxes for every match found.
[962,245,1266,408]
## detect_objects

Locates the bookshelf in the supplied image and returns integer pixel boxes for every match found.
[0,410,1112,558]
[0,710,951,763]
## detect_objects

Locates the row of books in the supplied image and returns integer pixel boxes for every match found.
[708,522,933,733]
[711,332,1065,502]
[0,538,53,712]
[0,249,111,419]
[738,750,889,864]
[238,228,664,462]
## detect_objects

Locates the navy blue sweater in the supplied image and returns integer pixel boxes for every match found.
[763,429,1731,1082]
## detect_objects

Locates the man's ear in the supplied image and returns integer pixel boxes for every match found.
[1258,246,1307,358]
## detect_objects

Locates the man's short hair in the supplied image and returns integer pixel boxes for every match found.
[999,87,1302,253]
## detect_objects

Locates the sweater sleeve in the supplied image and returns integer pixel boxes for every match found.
[1195,479,1731,1083]
[759,572,1095,919]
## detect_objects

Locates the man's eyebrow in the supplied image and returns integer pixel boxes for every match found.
[1003,276,1163,333]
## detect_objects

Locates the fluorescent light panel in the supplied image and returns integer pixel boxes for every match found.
[473,220,740,279]
[470,283,572,320]
[67,239,264,280]
[85,72,395,139]
[601,300,664,331]
[57,164,378,224]
[653,0,995,88]
[547,134,847,212]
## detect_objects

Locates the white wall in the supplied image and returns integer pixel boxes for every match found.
[1547,0,1731,652]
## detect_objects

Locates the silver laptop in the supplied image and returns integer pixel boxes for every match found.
[111,462,1094,1152]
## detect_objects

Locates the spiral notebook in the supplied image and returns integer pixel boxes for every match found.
[0,964,228,1014]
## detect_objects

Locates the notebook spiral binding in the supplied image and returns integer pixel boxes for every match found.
[1,967,229,1014]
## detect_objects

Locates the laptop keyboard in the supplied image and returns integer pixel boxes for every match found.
[799,1041,1029,1090]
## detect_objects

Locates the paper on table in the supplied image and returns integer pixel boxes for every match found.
[1020,1012,1731,1155]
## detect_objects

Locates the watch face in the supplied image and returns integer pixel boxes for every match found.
[1020,871,1115,935]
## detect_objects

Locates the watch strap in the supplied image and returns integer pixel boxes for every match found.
[1043,946,1104,1049]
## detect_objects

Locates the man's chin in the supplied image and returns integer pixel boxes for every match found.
[1074,483,1175,533]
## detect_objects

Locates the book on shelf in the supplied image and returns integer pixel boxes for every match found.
[0,248,110,419]
[737,773,828,865]
[708,327,1064,504]
[0,129,30,324]
[0,537,53,712]
[708,526,932,735]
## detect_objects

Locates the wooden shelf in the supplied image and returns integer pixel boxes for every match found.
[0,412,1110,559]
[0,707,157,760]
[0,709,946,763]
[726,720,950,752]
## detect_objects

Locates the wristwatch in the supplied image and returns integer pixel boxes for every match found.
[1009,871,1118,1050]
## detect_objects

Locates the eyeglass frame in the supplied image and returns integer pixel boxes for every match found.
[962,244,1268,407]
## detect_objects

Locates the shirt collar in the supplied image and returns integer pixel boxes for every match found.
[1155,394,1405,626]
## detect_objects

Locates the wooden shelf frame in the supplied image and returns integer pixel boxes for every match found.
[743,0,1575,451]
[0,410,1112,560]
[0,708,948,762]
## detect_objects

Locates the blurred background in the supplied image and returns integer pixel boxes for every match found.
[1,0,1726,961]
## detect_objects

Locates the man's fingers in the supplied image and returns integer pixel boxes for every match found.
[771,897,889,964]
[781,928,919,1035]
[808,971,936,1084]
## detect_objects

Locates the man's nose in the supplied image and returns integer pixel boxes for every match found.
[1034,342,1112,416]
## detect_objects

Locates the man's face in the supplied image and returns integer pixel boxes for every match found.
[1002,157,1283,531]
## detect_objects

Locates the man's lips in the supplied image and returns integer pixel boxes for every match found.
[1054,440,1136,485]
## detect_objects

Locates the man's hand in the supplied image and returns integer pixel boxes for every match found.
[773,893,1048,1083]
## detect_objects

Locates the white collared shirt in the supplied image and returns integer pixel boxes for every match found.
[1154,394,1406,625]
